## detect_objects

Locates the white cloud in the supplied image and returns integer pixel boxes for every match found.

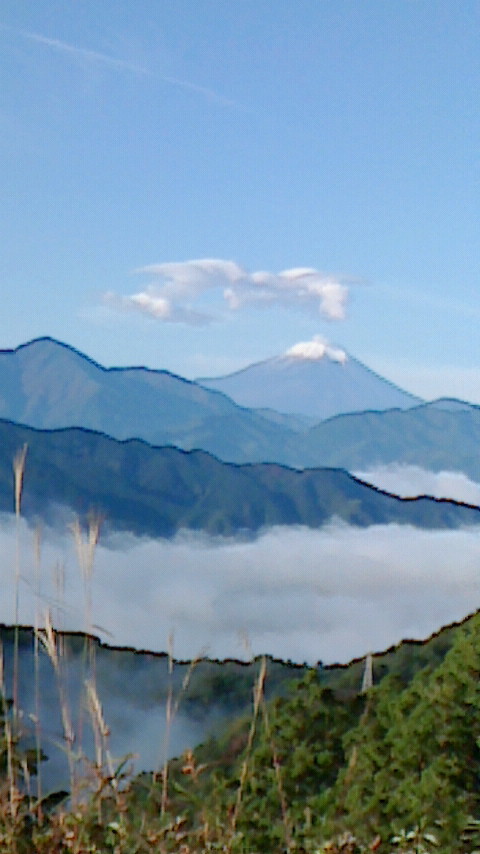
[128,292,171,318]
[105,259,349,326]
[5,516,480,667]
[354,464,480,506]
[223,265,348,319]
[104,289,211,326]
[7,514,480,791]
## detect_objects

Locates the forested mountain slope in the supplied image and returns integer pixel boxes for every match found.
[151,611,480,852]
[302,402,480,480]
[1,419,480,537]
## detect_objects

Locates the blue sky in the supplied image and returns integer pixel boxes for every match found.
[1,1,479,400]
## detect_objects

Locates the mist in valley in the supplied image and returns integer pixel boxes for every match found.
[2,463,480,789]
[2,462,480,666]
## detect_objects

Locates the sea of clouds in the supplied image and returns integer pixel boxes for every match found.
[3,503,480,667]
[3,463,480,785]
[354,463,480,506]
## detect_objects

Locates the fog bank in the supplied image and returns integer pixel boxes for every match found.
[2,514,480,665]
[354,464,480,506]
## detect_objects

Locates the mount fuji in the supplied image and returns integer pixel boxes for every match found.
[197,336,423,420]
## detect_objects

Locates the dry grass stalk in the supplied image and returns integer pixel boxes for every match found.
[260,685,294,851]
[13,445,27,520]
[229,655,267,841]
[70,516,101,638]
[147,633,204,825]
[160,631,175,817]
[35,610,77,803]
[51,560,66,662]
[32,524,44,817]
[12,446,27,723]
[84,679,115,783]
[361,652,374,694]
[0,643,14,795]
[172,649,205,722]
[0,639,23,854]
[71,516,101,767]
[84,678,120,825]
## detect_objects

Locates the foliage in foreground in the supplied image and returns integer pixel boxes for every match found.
[1,613,480,852]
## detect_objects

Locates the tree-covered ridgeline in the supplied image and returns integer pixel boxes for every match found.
[326,611,480,846]
[144,611,480,851]
[1,612,480,851]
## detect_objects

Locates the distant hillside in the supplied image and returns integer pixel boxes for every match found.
[197,347,422,420]
[0,420,479,538]
[2,341,480,476]
[302,402,480,480]
[0,337,307,461]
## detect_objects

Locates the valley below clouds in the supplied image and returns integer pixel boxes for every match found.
[3,463,480,788]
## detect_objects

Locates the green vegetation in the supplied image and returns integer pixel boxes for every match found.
[144,612,480,852]
[1,612,479,852]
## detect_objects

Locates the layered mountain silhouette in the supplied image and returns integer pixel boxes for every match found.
[301,402,480,481]
[0,337,309,460]
[0,419,479,538]
[1,339,479,479]
[197,345,423,420]
[0,337,424,468]
[0,337,271,437]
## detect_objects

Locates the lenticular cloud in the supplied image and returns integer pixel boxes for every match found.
[105,259,349,324]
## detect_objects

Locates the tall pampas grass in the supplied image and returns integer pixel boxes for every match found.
[12,445,27,722]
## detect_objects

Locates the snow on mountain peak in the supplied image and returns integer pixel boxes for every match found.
[285,335,347,363]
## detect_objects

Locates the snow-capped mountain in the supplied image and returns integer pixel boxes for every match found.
[197,336,423,420]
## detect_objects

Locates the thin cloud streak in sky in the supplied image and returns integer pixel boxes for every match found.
[10,28,149,75]
[105,259,349,325]
[162,75,239,107]
[4,26,238,106]
[4,517,480,666]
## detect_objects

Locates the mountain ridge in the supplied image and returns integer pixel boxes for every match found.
[197,347,423,419]
[0,418,479,538]
[301,403,480,480]
[5,338,480,480]
[0,336,308,457]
